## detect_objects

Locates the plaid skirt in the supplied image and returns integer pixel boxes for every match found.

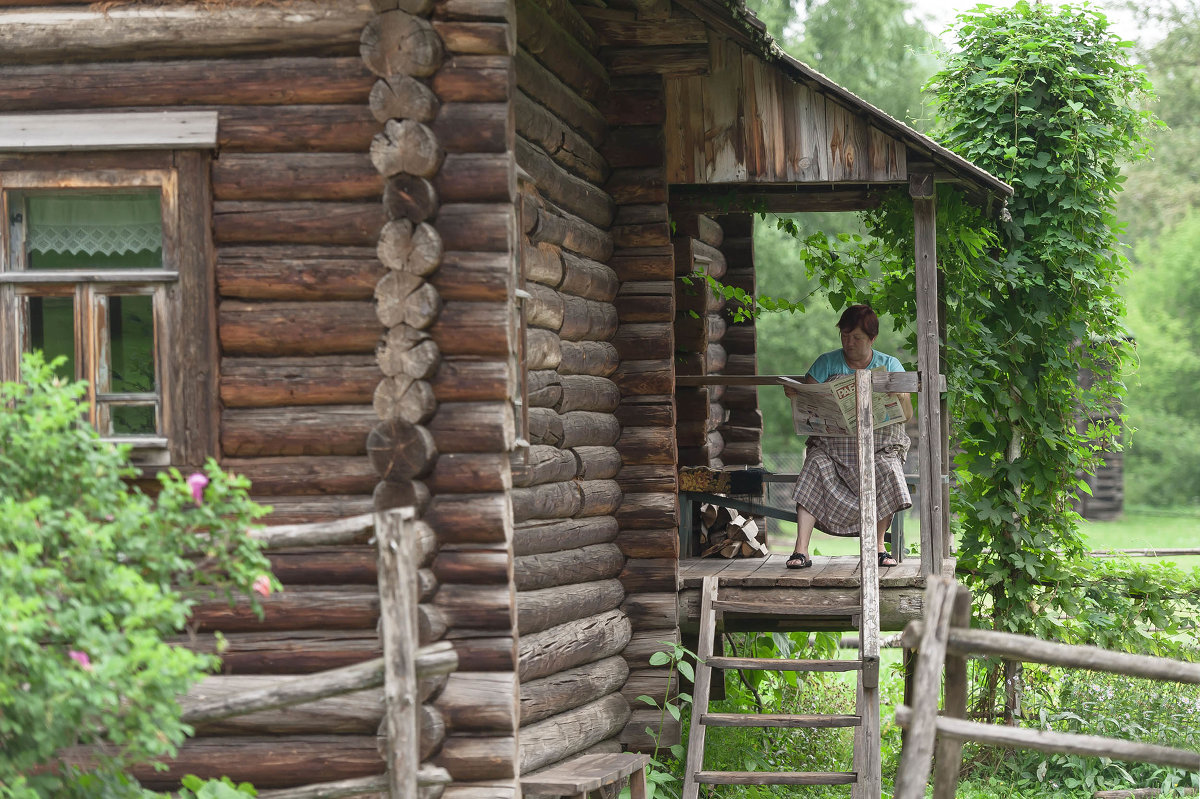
[790,424,911,537]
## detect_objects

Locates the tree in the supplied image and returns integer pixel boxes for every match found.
[0,354,273,797]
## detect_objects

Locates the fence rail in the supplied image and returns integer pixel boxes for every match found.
[893,576,1200,799]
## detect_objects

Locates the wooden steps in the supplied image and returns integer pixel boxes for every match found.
[701,712,860,728]
[695,770,858,785]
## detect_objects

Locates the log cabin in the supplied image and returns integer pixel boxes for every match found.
[0,0,1012,795]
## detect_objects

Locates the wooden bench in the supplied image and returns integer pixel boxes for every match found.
[520,753,650,799]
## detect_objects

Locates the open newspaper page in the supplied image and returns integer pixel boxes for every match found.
[780,371,906,437]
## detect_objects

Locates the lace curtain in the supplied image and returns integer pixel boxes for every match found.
[27,193,162,255]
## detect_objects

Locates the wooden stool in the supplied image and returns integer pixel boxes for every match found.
[520,752,650,799]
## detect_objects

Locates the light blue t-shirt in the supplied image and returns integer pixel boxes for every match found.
[806,349,904,383]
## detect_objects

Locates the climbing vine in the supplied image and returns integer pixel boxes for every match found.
[866,1,1156,645]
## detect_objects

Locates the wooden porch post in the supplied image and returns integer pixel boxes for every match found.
[910,171,943,576]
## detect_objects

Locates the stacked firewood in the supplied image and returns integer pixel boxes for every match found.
[699,503,767,559]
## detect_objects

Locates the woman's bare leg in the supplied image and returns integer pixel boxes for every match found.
[792,505,817,558]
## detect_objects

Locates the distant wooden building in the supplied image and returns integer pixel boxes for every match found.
[0,0,1010,796]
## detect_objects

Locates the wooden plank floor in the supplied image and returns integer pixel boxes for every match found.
[678,554,947,590]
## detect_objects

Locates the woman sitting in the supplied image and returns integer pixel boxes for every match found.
[784,304,913,569]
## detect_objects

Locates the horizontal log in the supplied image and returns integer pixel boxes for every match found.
[434,53,511,103]
[213,152,380,202]
[526,370,564,409]
[434,102,509,154]
[615,396,674,428]
[520,656,627,726]
[0,56,372,111]
[258,495,377,526]
[578,478,623,516]
[370,73,440,123]
[518,579,625,635]
[614,491,680,533]
[428,452,512,493]
[578,8,707,46]
[524,241,565,288]
[435,0,509,24]
[601,125,664,169]
[557,295,618,342]
[620,707,679,750]
[430,302,512,356]
[433,20,514,56]
[517,136,613,228]
[613,222,671,249]
[217,245,383,302]
[516,0,608,102]
[623,627,680,669]
[518,608,632,681]
[514,543,624,591]
[526,329,563,371]
[608,247,674,282]
[619,557,677,592]
[425,492,511,544]
[512,516,620,557]
[225,456,377,496]
[433,550,509,586]
[605,167,666,205]
[511,445,577,487]
[611,322,672,360]
[515,47,606,148]
[188,587,379,634]
[512,480,583,522]
[433,734,516,782]
[431,250,511,301]
[429,401,515,453]
[616,426,677,465]
[430,358,511,402]
[182,674,381,734]
[722,323,755,354]
[367,418,438,481]
[219,105,379,153]
[435,671,518,732]
[519,694,631,774]
[620,591,678,630]
[436,152,513,204]
[560,411,621,448]
[214,201,384,247]
[718,441,761,465]
[525,194,613,262]
[249,512,375,549]
[220,356,379,407]
[0,3,370,65]
[361,9,443,78]
[575,445,622,480]
[129,736,384,790]
[615,526,678,559]
[436,203,514,253]
[560,252,618,302]
[435,583,515,630]
[615,465,677,494]
[614,296,673,325]
[266,547,376,585]
[620,668,677,705]
[222,406,375,457]
[516,90,607,186]
[558,340,619,377]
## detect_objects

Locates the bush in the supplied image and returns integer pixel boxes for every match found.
[0,353,275,797]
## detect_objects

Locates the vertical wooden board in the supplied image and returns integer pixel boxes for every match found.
[703,38,742,183]
[843,110,871,182]
[740,50,763,180]
[685,75,706,186]
[868,126,905,182]
[766,67,786,181]
[797,84,829,181]
[780,79,798,179]
[663,77,689,184]
[826,99,849,181]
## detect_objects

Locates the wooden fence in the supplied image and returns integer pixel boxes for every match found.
[892,576,1200,799]
[180,508,456,799]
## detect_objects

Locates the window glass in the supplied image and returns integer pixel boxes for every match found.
[27,295,74,380]
[20,190,163,270]
[104,294,157,436]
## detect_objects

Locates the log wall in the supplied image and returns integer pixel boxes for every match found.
[512,0,634,777]
[714,214,762,470]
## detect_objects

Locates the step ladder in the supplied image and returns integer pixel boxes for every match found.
[682,370,884,798]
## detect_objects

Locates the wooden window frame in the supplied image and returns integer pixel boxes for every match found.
[0,150,218,469]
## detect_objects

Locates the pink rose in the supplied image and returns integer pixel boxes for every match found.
[252,575,272,597]
[68,650,92,671]
[187,472,209,505]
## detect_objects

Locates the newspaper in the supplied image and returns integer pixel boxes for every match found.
[779,370,906,437]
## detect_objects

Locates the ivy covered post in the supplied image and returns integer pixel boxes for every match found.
[921,1,1153,650]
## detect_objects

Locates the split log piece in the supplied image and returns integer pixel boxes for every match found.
[450,635,515,672]
[433,20,513,57]
[519,694,631,774]
[614,203,668,226]
[558,340,618,377]
[370,74,440,123]
[721,384,759,409]
[519,656,627,725]
[512,516,619,557]
[371,118,444,180]
[222,406,376,457]
[675,214,724,247]
[379,219,443,276]
[434,0,510,21]
[220,355,380,408]
[613,222,670,249]
[373,375,437,425]
[623,628,680,669]
[513,543,624,591]
[367,418,438,481]
[433,734,516,782]
[608,247,674,282]
[384,173,439,224]
[615,425,676,466]
[601,125,664,168]
[428,401,515,453]
[518,579,625,636]
[361,10,444,78]
[573,445,622,479]
[620,668,678,705]
[430,357,511,402]
[510,445,579,487]
[378,326,440,379]
[621,707,679,751]
[724,352,755,375]
[605,167,666,205]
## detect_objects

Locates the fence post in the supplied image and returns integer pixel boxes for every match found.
[376,507,418,798]
[932,584,973,799]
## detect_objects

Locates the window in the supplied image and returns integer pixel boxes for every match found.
[0,115,218,467]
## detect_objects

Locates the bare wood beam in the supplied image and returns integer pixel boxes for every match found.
[0,2,371,65]
[675,373,945,393]
[669,188,887,214]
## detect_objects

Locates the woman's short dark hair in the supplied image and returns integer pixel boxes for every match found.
[837,304,879,339]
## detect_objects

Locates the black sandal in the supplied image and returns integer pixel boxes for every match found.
[785,552,812,569]
[878,551,897,568]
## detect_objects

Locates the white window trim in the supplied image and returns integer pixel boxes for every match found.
[0,111,218,152]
